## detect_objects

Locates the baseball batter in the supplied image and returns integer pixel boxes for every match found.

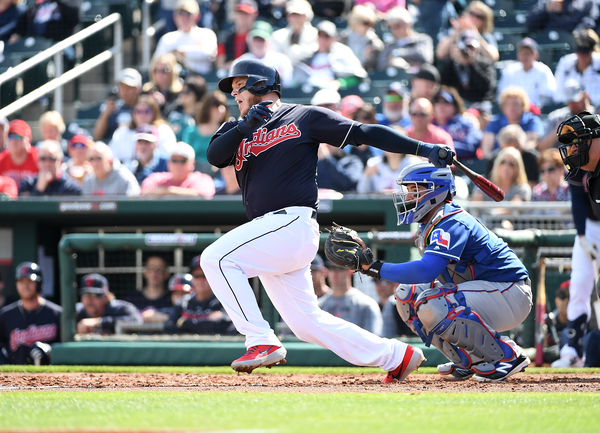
[200,59,455,382]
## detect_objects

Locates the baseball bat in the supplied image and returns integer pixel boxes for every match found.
[535,257,547,367]
[438,149,505,202]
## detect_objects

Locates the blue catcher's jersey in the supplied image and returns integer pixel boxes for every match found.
[421,202,529,282]
[210,103,358,220]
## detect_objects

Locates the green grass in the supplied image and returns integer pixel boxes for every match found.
[0,392,598,433]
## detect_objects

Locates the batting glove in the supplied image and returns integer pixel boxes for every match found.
[417,143,455,168]
[237,100,273,134]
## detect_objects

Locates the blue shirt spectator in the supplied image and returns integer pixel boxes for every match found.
[0,1,25,42]
[526,0,598,34]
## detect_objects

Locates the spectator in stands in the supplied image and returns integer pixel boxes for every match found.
[94,68,143,142]
[19,140,81,196]
[340,94,364,119]
[109,95,177,164]
[436,1,498,63]
[310,253,330,299]
[302,20,367,90]
[481,86,544,158]
[125,255,172,323]
[376,6,433,71]
[553,29,600,107]
[141,142,215,198]
[546,283,570,351]
[532,148,570,202]
[181,90,230,176]
[271,0,318,65]
[0,0,25,42]
[0,120,38,186]
[63,135,93,185]
[310,88,341,112]
[316,142,364,193]
[76,273,142,335]
[215,0,258,72]
[0,116,8,150]
[338,5,384,72]
[540,79,595,151]
[82,141,141,196]
[167,75,207,141]
[153,0,218,75]
[215,165,241,196]
[163,257,236,335]
[232,21,294,88]
[486,124,540,189]
[465,102,492,132]
[353,0,405,20]
[410,63,440,101]
[376,81,411,128]
[125,125,169,184]
[168,273,193,306]
[143,53,184,118]
[351,103,382,167]
[376,278,411,338]
[10,0,78,44]
[406,98,455,151]
[473,146,532,202]
[357,145,421,193]
[411,0,456,45]
[0,174,17,200]
[496,37,557,111]
[432,86,482,160]
[318,262,383,336]
[526,0,598,34]
[37,111,67,153]
[439,29,496,106]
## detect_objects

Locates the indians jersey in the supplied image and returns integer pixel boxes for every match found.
[420,202,529,283]
[0,299,62,364]
[163,293,237,335]
[210,103,358,219]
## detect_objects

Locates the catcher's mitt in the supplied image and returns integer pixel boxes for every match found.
[324,224,379,276]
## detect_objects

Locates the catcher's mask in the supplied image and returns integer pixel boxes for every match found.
[393,163,455,225]
[557,110,600,180]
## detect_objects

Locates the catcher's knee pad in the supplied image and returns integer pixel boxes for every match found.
[395,281,442,339]
[415,286,516,368]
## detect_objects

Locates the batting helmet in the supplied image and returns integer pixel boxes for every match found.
[393,163,455,225]
[557,110,600,179]
[168,273,194,293]
[218,59,282,97]
[15,262,43,292]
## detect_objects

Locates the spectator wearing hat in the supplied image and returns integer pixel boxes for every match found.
[539,79,595,151]
[125,125,169,184]
[0,174,17,200]
[302,20,367,90]
[340,94,364,119]
[232,21,294,88]
[310,253,330,299]
[76,273,142,335]
[0,119,38,186]
[439,29,496,105]
[82,141,141,196]
[376,82,412,128]
[432,86,482,160]
[63,135,94,185]
[496,37,557,110]
[338,5,384,72]
[554,29,600,107]
[376,6,433,71]
[406,98,455,152]
[215,0,258,72]
[271,0,318,65]
[141,142,215,197]
[526,0,598,34]
[19,140,81,196]
[163,256,237,335]
[310,88,342,112]
[94,68,143,142]
[153,0,218,75]
[125,255,172,323]
[167,75,207,141]
[410,63,440,101]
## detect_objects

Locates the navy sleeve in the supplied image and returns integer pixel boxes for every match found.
[206,121,244,168]
[163,304,184,334]
[570,183,588,236]
[99,301,142,333]
[380,254,450,284]
[351,123,426,156]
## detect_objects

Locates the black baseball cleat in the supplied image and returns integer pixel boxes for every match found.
[473,353,531,382]
[437,362,475,381]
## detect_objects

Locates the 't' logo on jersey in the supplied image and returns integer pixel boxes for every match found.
[430,228,451,248]
[235,123,302,170]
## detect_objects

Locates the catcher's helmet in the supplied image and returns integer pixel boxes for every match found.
[218,59,282,97]
[168,273,194,293]
[557,110,600,179]
[15,262,43,292]
[393,163,455,225]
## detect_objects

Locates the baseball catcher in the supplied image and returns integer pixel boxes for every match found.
[325,163,533,382]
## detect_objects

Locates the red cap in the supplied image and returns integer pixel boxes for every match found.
[340,95,364,119]
[69,135,93,148]
[8,119,32,141]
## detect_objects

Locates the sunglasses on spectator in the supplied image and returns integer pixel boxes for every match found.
[469,10,485,20]
[39,156,58,162]
[8,133,23,140]
[154,67,171,74]
[500,160,517,167]
[540,166,558,174]
[135,107,153,115]
[410,112,429,117]
[360,20,373,26]
[170,157,188,164]
[89,156,104,161]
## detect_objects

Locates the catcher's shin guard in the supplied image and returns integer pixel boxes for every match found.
[415,286,517,368]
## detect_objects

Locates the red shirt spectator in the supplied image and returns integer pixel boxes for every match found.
[0,119,38,185]
[0,175,17,199]
[406,97,455,150]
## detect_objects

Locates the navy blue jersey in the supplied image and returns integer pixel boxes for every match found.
[210,103,358,219]
[124,290,172,313]
[76,299,141,334]
[163,293,237,335]
[0,299,62,364]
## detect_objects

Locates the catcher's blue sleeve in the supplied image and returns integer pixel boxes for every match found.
[380,254,449,284]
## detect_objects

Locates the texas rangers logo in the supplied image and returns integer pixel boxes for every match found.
[236,123,301,170]
[430,228,451,248]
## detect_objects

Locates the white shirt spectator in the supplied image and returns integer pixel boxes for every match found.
[109,124,176,164]
[271,22,319,65]
[553,52,600,107]
[233,52,294,88]
[497,60,557,108]
[153,26,218,75]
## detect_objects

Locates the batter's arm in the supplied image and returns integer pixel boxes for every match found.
[206,124,246,168]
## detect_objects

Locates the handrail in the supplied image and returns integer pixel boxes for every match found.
[0,13,122,117]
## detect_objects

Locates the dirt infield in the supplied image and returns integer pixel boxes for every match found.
[1,372,599,393]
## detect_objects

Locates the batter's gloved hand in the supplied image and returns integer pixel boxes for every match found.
[237,100,273,134]
[579,235,599,262]
[417,142,455,168]
[324,223,382,278]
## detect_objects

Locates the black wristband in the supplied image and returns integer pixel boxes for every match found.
[360,260,383,279]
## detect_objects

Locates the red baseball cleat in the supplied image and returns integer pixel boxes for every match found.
[231,345,287,373]
[382,346,426,383]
